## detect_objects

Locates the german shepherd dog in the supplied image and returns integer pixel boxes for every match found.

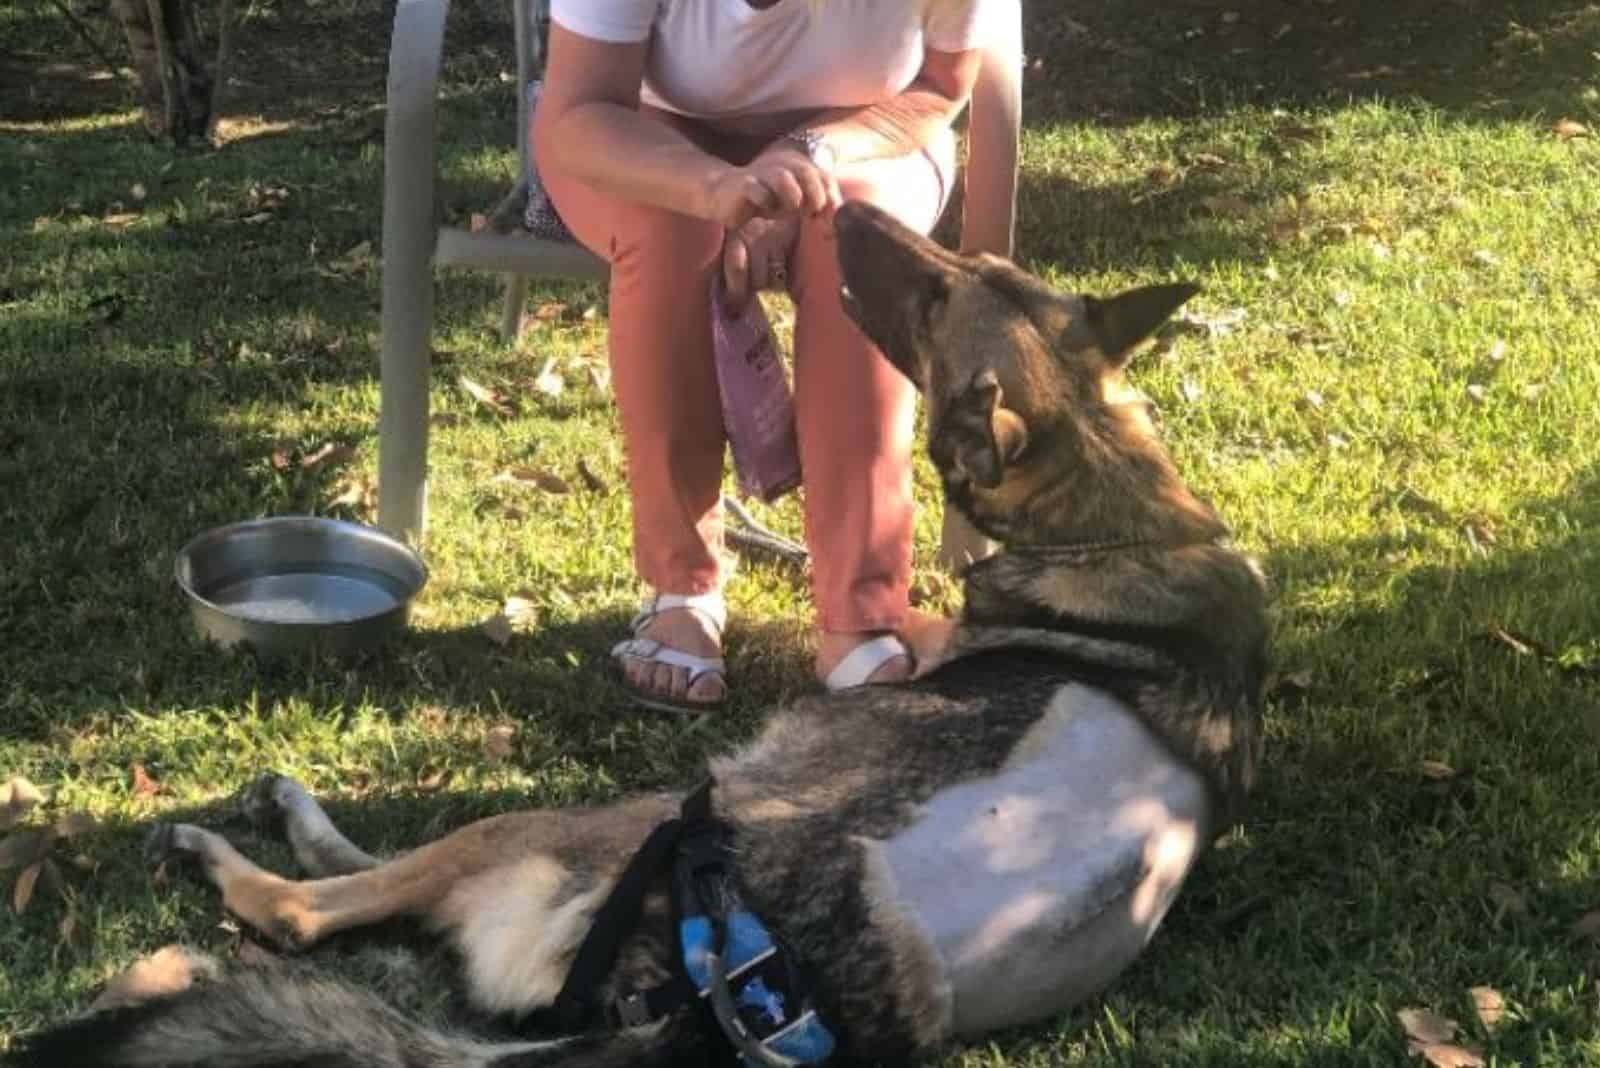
[7,201,1267,1068]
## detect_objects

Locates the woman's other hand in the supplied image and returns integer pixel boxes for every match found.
[702,144,841,232]
[720,213,802,313]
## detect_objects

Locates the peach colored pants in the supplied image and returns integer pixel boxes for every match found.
[536,112,954,632]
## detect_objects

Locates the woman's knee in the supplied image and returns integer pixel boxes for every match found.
[835,127,958,233]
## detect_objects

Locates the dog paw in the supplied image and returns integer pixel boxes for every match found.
[144,822,205,869]
[90,946,221,1013]
[238,772,293,835]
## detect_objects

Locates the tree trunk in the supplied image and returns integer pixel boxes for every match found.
[109,0,214,145]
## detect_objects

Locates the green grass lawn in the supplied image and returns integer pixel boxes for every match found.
[3,1,1600,1064]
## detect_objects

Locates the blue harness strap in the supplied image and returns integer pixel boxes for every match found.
[536,780,836,1068]
[673,796,836,1068]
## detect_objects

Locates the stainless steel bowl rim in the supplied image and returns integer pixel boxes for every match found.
[174,515,428,624]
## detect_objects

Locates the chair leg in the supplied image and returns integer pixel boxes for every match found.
[500,273,528,344]
[377,0,451,541]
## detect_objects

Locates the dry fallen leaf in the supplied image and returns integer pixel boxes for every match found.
[130,763,165,799]
[300,442,356,475]
[1482,624,1547,659]
[1173,306,1248,338]
[1398,1008,1460,1046]
[460,376,518,417]
[269,444,294,472]
[1411,1042,1486,1068]
[480,612,514,647]
[532,358,565,399]
[494,466,572,494]
[1190,151,1229,169]
[484,725,516,763]
[14,858,43,913]
[416,767,451,793]
[329,478,376,513]
[1552,118,1589,140]
[1468,986,1505,1032]
[1275,121,1330,144]
[531,301,567,321]
[1147,162,1181,185]
[504,596,538,627]
[1418,760,1459,781]
[103,212,141,227]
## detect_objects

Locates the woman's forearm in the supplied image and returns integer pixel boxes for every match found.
[537,101,734,220]
[803,80,970,166]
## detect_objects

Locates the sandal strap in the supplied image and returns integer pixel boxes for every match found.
[824,634,910,692]
[629,590,727,640]
[610,638,726,685]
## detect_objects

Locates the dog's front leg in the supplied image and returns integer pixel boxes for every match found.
[239,771,381,877]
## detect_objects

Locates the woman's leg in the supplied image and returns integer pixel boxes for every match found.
[537,124,729,705]
[787,131,957,683]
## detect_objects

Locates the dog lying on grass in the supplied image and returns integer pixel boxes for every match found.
[7,200,1267,1068]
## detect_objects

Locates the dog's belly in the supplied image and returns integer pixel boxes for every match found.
[873,682,1211,1038]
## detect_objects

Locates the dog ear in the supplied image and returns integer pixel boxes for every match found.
[947,369,1030,488]
[1085,283,1200,363]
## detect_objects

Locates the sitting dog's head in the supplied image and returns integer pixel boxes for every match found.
[834,200,1226,549]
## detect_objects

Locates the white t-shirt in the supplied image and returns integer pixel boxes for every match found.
[550,0,993,119]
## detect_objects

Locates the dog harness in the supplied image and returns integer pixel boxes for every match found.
[539,781,836,1068]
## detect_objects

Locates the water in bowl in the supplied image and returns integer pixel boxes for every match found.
[206,562,411,624]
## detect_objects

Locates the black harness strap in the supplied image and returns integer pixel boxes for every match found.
[547,780,713,1031]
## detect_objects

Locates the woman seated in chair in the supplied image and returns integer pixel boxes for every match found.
[535,0,995,713]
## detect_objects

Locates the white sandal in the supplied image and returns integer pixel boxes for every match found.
[610,591,728,714]
[822,633,912,692]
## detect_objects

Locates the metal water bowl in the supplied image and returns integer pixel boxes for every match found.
[175,516,427,656]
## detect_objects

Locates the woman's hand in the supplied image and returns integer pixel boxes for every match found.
[702,145,842,232]
[721,213,802,313]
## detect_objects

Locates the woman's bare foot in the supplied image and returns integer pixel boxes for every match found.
[619,605,727,706]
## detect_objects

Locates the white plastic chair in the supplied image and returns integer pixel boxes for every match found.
[377,0,1023,572]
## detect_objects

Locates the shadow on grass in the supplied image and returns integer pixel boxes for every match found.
[1023,0,1599,126]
